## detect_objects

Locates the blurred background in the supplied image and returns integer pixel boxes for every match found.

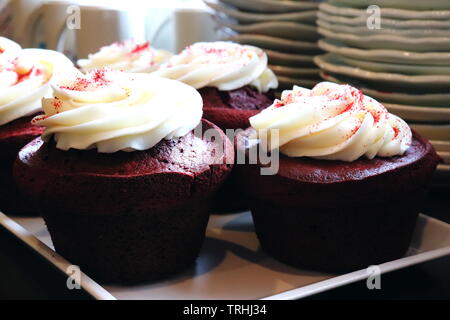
[1,0,449,185]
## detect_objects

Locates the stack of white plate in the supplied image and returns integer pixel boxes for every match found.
[203,0,324,91]
[314,0,450,184]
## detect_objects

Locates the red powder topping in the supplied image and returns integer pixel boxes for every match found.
[130,42,150,55]
[202,47,228,55]
[31,115,48,124]
[0,48,4,54]
[52,97,63,112]
[368,109,382,123]
[393,126,399,138]
[16,66,34,84]
[274,100,284,108]
[59,69,111,91]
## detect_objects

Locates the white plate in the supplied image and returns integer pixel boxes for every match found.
[269,64,320,78]
[318,39,450,66]
[318,19,450,38]
[4,211,450,300]
[278,76,319,89]
[204,0,318,24]
[384,103,450,123]
[328,0,450,11]
[266,49,316,67]
[431,140,450,152]
[438,151,450,164]
[221,21,319,41]
[320,2,450,20]
[318,27,450,52]
[220,0,319,13]
[410,123,450,141]
[225,34,320,54]
[315,54,450,91]
[334,54,450,76]
[318,11,450,29]
[320,71,450,107]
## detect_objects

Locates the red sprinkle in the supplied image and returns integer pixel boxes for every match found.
[393,126,399,138]
[130,42,150,55]
[16,66,34,84]
[52,97,63,112]
[59,69,111,91]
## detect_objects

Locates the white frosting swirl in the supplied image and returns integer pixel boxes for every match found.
[0,37,22,59]
[77,40,173,73]
[0,48,74,126]
[33,68,203,153]
[250,82,412,162]
[154,41,278,92]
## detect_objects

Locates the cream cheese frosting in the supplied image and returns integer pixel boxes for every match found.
[77,40,173,73]
[154,41,278,92]
[0,48,74,126]
[0,37,22,59]
[33,68,203,153]
[249,82,412,162]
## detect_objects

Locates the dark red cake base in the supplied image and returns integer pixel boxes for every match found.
[199,85,274,213]
[235,128,440,273]
[199,85,274,131]
[14,119,234,283]
[0,114,43,215]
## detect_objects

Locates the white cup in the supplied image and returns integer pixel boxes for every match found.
[74,3,146,59]
[144,0,218,53]
[22,0,72,50]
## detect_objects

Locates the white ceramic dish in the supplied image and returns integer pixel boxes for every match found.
[277,76,319,89]
[318,39,450,66]
[385,103,450,123]
[269,64,320,78]
[318,27,450,52]
[266,49,315,67]
[318,11,450,29]
[438,152,450,165]
[4,211,450,300]
[320,2,450,20]
[204,0,318,24]
[225,34,320,54]
[317,19,450,38]
[431,140,450,152]
[328,0,450,11]
[334,54,450,76]
[220,0,319,13]
[221,21,319,41]
[315,54,450,91]
[410,123,450,141]
[320,71,450,107]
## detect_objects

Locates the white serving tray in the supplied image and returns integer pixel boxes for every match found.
[1,211,449,300]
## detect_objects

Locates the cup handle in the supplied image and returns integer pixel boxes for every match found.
[23,4,46,48]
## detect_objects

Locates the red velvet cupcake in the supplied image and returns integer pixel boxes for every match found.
[235,82,440,273]
[0,38,73,215]
[14,69,234,283]
[154,41,278,131]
